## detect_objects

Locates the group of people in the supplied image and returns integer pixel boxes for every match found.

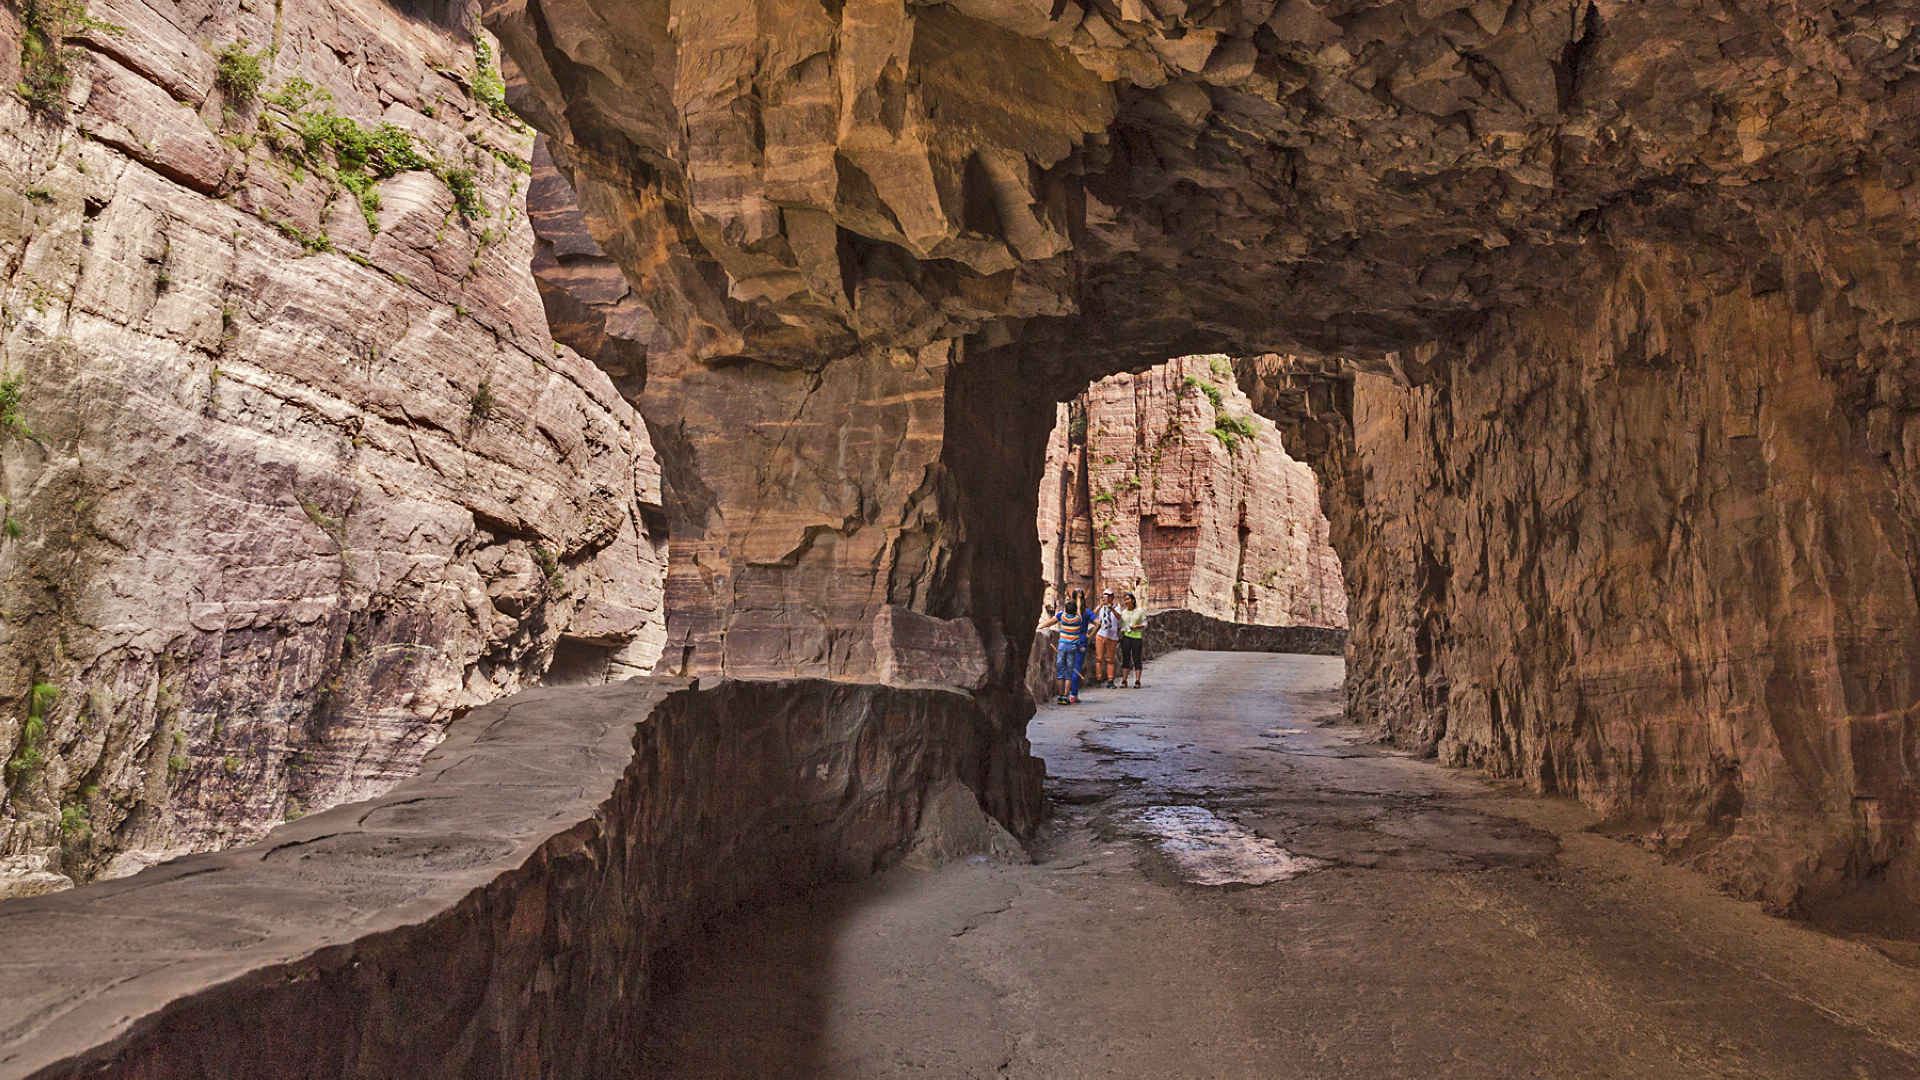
[1040,588,1146,705]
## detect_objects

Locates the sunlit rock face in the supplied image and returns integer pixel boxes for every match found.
[498,0,1920,910]
[0,0,665,895]
[522,133,1031,690]
[1038,355,1346,627]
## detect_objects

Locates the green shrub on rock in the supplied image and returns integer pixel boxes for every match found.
[6,683,58,784]
[215,41,266,103]
[0,371,30,439]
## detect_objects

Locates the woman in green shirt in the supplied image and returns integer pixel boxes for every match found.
[1118,592,1146,688]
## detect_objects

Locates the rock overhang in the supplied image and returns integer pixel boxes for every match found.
[489,0,1920,384]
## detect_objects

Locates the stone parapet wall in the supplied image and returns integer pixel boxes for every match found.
[0,675,1038,1078]
[1139,610,1347,664]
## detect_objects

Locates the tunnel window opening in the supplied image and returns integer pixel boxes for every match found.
[1028,354,1348,699]
[542,636,619,686]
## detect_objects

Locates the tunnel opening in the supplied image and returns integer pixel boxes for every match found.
[1032,354,1346,629]
[541,636,618,686]
[1025,354,1350,707]
[479,0,1920,937]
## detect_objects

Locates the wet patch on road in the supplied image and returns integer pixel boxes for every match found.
[1034,663,1559,887]
[1258,725,1373,758]
[1129,805,1327,886]
[1078,727,1166,760]
[1235,797,1560,872]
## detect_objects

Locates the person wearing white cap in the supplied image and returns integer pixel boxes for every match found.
[1092,588,1122,688]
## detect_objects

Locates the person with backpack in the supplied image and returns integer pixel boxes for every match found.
[1042,590,1090,704]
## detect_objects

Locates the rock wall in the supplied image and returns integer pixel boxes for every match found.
[518,123,1042,704]
[1038,354,1346,627]
[0,0,664,896]
[0,674,1037,1078]
[491,0,1920,915]
[496,0,1099,692]
[1248,249,1920,920]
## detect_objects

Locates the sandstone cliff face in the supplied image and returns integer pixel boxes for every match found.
[1248,250,1920,920]
[520,129,1012,693]
[0,0,665,896]
[1039,355,1345,628]
[496,0,1096,692]
[495,0,1920,914]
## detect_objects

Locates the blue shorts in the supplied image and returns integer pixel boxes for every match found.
[1054,643,1084,679]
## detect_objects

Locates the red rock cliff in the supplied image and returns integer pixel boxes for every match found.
[0,0,665,896]
[1038,356,1345,628]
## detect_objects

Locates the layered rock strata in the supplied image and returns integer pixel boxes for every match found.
[1247,262,1920,920]
[1039,354,1346,627]
[0,674,1035,1079]
[493,0,1920,913]
[0,0,665,896]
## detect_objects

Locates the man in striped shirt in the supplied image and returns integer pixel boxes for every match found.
[1044,590,1091,704]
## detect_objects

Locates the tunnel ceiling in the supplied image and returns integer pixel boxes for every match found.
[488,0,1919,386]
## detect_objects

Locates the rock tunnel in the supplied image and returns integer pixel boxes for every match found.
[5,0,1920,1073]
[496,0,1920,917]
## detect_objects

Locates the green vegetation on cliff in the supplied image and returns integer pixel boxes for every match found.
[0,371,30,439]
[6,682,59,785]
[215,41,266,103]
[1183,371,1256,453]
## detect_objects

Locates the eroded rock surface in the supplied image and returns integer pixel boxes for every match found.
[1039,354,1345,627]
[0,0,664,894]
[496,0,1920,913]
[1248,269,1920,920]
